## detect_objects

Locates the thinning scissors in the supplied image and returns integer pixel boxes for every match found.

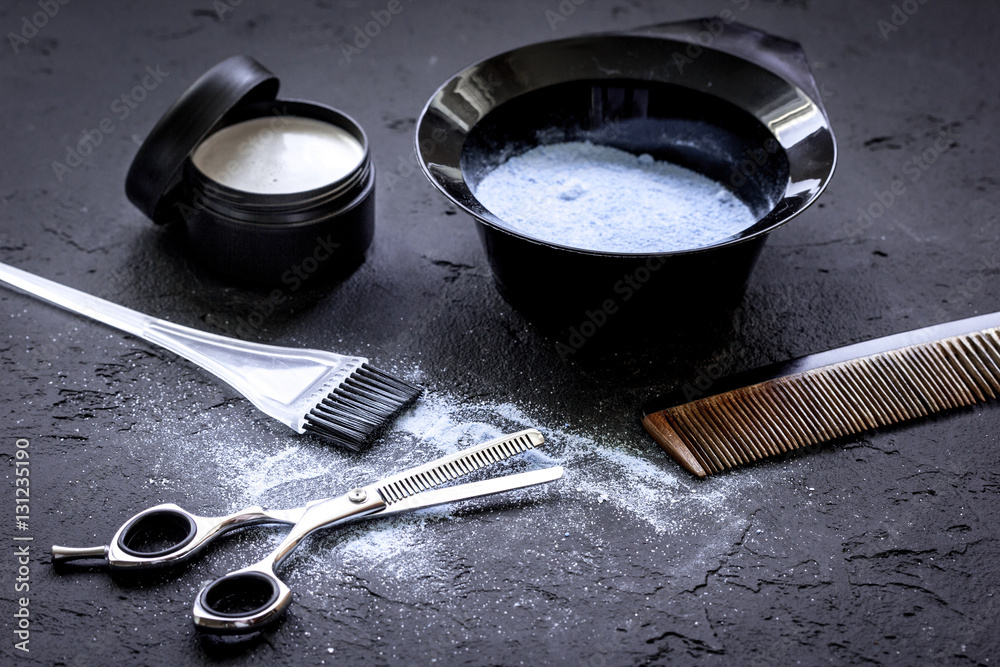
[52,429,562,634]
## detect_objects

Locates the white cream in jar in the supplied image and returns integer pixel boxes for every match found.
[191,116,366,194]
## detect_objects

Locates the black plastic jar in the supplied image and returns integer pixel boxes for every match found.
[126,56,375,286]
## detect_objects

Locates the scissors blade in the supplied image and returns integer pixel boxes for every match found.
[377,466,564,516]
[373,428,545,505]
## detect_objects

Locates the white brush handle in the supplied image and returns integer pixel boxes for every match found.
[0,261,358,431]
[0,261,249,371]
[0,260,153,337]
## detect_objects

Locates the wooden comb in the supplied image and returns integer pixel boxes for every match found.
[642,312,1000,477]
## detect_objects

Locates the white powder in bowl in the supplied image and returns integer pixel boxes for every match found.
[473,141,757,253]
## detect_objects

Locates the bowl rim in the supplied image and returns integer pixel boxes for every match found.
[414,28,838,259]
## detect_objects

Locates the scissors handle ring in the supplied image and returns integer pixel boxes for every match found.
[115,507,198,558]
[191,490,385,633]
[105,503,296,569]
[193,568,292,634]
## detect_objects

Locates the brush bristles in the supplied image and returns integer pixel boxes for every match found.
[643,328,1000,476]
[303,364,422,450]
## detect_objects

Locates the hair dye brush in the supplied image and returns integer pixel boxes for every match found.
[0,261,421,450]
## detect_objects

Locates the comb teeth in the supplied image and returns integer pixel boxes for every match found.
[643,328,1000,476]
[375,429,543,504]
[303,363,422,451]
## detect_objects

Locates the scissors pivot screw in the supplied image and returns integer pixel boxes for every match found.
[347,489,368,504]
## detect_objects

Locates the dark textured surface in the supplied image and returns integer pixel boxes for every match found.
[1,1,998,665]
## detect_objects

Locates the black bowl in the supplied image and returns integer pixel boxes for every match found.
[415,19,836,341]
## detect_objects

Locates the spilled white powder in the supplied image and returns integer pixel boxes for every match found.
[474,141,757,253]
[122,388,768,601]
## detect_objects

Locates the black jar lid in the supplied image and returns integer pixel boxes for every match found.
[125,55,280,224]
